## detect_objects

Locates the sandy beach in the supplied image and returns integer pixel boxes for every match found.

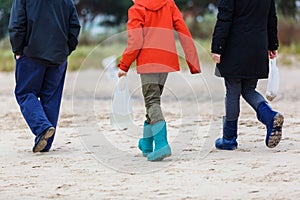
[0,58,299,199]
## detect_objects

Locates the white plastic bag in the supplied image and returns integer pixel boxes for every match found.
[110,77,133,130]
[266,58,279,101]
[102,55,118,82]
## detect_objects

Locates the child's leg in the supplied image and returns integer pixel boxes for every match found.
[139,73,167,156]
[241,79,265,110]
[140,73,171,161]
[215,78,241,150]
[241,79,284,148]
[138,120,153,157]
[225,78,242,121]
[140,73,168,124]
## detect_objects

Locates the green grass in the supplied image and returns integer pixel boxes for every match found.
[279,43,300,54]
[0,37,299,72]
[0,44,125,72]
[0,48,14,71]
[68,45,95,71]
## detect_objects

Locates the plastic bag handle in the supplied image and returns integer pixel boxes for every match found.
[116,76,129,92]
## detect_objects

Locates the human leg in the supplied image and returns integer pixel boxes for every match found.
[138,73,162,157]
[241,79,265,110]
[224,78,241,121]
[215,78,241,150]
[141,73,168,124]
[140,73,171,161]
[39,61,67,150]
[138,120,153,157]
[14,56,54,152]
[241,79,284,148]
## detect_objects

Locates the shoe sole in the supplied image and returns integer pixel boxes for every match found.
[216,146,237,151]
[33,127,55,153]
[215,138,238,150]
[267,113,284,148]
[151,153,171,161]
[147,145,172,162]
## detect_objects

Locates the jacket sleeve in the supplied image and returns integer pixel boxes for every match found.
[172,2,200,74]
[68,2,81,55]
[211,0,235,54]
[8,0,27,55]
[267,0,279,51]
[118,6,144,72]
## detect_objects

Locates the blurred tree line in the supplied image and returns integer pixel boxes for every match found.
[0,0,300,43]
[0,0,11,40]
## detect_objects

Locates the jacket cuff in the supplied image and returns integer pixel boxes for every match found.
[190,68,201,74]
[13,50,23,56]
[187,61,201,74]
[211,44,224,54]
[268,42,279,51]
[118,63,129,72]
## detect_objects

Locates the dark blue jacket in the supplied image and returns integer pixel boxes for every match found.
[211,0,278,79]
[9,0,81,67]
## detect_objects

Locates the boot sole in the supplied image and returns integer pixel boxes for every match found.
[152,153,171,161]
[267,113,284,148]
[33,127,55,153]
[215,138,238,150]
[147,145,171,162]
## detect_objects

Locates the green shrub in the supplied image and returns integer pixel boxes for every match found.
[185,13,216,39]
[278,16,300,48]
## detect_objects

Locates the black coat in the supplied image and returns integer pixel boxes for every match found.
[9,0,81,67]
[211,0,278,79]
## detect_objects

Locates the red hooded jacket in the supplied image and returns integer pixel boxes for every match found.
[119,0,201,74]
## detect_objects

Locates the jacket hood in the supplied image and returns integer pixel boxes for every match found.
[134,0,168,11]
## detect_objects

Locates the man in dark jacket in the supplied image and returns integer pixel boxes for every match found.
[9,0,81,153]
[211,0,284,150]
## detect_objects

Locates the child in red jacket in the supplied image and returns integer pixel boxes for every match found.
[118,0,200,161]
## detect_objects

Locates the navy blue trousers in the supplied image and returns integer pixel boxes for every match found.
[225,78,266,121]
[15,56,67,150]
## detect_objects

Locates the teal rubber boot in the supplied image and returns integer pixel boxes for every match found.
[138,121,153,156]
[147,121,171,161]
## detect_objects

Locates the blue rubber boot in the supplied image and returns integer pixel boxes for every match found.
[257,102,284,148]
[138,121,153,156]
[147,121,171,161]
[215,117,238,150]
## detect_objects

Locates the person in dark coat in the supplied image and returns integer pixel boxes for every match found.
[211,0,284,150]
[9,0,81,153]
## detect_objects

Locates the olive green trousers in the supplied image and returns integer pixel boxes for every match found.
[140,73,168,124]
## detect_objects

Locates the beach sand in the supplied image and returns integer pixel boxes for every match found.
[0,62,299,199]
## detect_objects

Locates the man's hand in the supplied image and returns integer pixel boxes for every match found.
[118,69,127,78]
[212,53,221,64]
[268,50,277,59]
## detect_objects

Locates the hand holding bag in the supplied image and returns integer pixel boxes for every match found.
[266,58,279,101]
[110,76,133,130]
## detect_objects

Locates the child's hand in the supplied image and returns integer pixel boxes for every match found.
[118,69,127,78]
[268,50,277,59]
[15,54,21,60]
[212,53,221,64]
